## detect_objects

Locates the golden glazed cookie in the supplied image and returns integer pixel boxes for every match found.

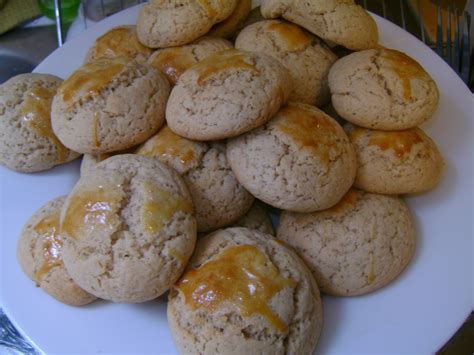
[84,25,153,64]
[208,0,252,38]
[137,0,237,48]
[328,48,440,130]
[346,124,444,194]
[232,201,275,236]
[227,103,357,212]
[236,19,337,106]
[60,154,196,303]
[277,189,416,296]
[51,57,170,154]
[261,0,378,50]
[166,49,292,140]
[17,196,97,306]
[148,36,233,85]
[0,73,79,173]
[136,126,253,232]
[168,227,323,355]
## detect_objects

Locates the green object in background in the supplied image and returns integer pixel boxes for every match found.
[37,0,80,23]
[0,0,42,35]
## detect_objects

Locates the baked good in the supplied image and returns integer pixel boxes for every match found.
[208,0,252,38]
[227,103,357,212]
[168,227,323,354]
[51,57,170,154]
[261,0,378,50]
[60,154,196,303]
[136,126,254,232]
[277,188,416,296]
[328,48,440,130]
[148,36,233,85]
[345,124,444,194]
[235,19,337,106]
[84,25,153,64]
[0,73,80,173]
[137,0,237,48]
[166,49,292,140]
[79,145,139,176]
[17,196,96,306]
[232,201,275,236]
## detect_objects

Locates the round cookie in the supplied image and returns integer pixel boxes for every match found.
[277,188,416,296]
[236,19,337,106]
[168,227,323,355]
[137,0,237,48]
[17,196,97,306]
[84,25,153,64]
[0,73,80,173]
[135,126,254,232]
[328,48,440,130]
[60,154,196,303]
[232,201,275,236]
[261,0,378,50]
[345,124,444,194]
[166,49,292,140]
[227,103,357,212]
[148,36,233,85]
[208,0,252,38]
[51,57,170,154]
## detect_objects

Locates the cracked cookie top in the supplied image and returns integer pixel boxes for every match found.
[226,102,357,212]
[328,48,439,130]
[168,227,322,355]
[277,188,416,296]
[60,154,197,303]
[261,0,378,50]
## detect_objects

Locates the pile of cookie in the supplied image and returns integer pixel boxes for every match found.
[0,0,444,353]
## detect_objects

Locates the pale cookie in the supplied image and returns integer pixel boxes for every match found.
[148,36,233,85]
[0,73,80,173]
[208,0,252,38]
[261,0,378,50]
[166,49,292,140]
[227,103,357,212]
[277,188,416,296]
[17,196,97,306]
[137,0,237,48]
[236,19,337,106]
[328,48,440,130]
[232,201,275,236]
[51,57,170,154]
[60,154,196,303]
[345,124,444,194]
[168,227,323,355]
[136,126,254,232]
[84,25,153,64]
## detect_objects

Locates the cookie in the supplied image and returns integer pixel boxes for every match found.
[328,48,440,130]
[168,227,323,354]
[60,154,196,303]
[236,19,337,106]
[148,36,233,85]
[166,49,292,140]
[345,124,444,194]
[79,145,139,176]
[227,103,357,212]
[261,0,378,50]
[0,73,80,173]
[277,188,416,296]
[208,0,252,38]
[232,201,275,236]
[84,25,153,64]
[136,126,254,232]
[17,196,96,306]
[51,57,170,154]
[137,0,237,48]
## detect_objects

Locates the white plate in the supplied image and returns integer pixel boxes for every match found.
[1,4,473,354]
